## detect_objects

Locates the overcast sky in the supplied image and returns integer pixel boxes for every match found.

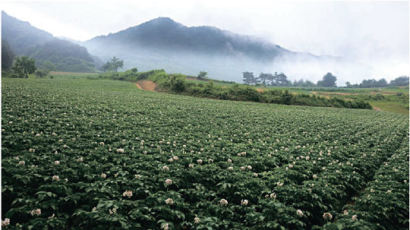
[2,0,409,80]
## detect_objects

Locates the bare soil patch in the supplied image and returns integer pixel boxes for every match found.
[136,80,157,92]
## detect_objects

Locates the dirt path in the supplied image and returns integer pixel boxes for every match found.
[135,83,143,90]
[136,80,157,92]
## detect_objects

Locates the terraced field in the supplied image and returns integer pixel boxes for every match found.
[1,78,408,229]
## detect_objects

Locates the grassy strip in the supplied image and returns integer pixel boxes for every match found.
[99,70,372,110]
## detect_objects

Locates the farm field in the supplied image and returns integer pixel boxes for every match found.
[261,86,409,115]
[177,77,409,115]
[1,77,409,229]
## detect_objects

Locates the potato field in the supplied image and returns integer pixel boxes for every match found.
[1,78,408,229]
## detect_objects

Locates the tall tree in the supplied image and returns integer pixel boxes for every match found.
[376,78,388,87]
[11,56,36,78]
[243,72,256,85]
[317,72,337,87]
[101,62,112,72]
[258,73,273,86]
[198,71,208,80]
[390,76,409,86]
[276,73,290,86]
[102,57,124,72]
[110,56,123,72]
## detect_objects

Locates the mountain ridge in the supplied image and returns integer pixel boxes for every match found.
[2,12,337,81]
[1,11,97,72]
[85,16,294,61]
[83,16,332,81]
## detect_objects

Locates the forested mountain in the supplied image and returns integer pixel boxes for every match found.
[2,12,333,79]
[86,17,292,61]
[1,11,97,72]
[84,17,320,80]
[29,39,96,72]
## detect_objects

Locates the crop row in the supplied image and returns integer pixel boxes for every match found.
[323,139,409,230]
[1,78,408,229]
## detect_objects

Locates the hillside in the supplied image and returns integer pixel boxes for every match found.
[83,17,323,81]
[86,17,292,60]
[1,11,97,72]
[1,12,53,55]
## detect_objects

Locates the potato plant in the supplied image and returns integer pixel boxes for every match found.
[323,140,409,230]
[1,78,408,229]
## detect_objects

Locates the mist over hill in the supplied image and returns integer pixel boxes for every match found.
[2,11,98,72]
[3,12,378,84]
[84,17,339,82]
[87,17,292,60]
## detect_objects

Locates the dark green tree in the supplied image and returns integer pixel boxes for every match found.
[274,72,291,86]
[258,73,272,86]
[34,69,50,78]
[170,75,186,92]
[317,72,337,87]
[390,76,409,86]
[376,78,388,87]
[101,62,112,72]
[243,72,256,85]
[102,57,124,72]
[110,56,123,72]
[12,56,36,78]
[198,71,208,80]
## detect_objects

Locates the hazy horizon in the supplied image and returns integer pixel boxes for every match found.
[2,0,409,83]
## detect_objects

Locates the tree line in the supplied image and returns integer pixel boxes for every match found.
[243,71,409,88]
[2,47,125,78]
[243,72,337,87]
[346,76,409,88]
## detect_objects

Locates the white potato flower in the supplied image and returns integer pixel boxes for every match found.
[323,212,333,220]
[122,190,133,198]
[165,179,173,185]
[1,218,10,227]
[116,148,125,153]
[165,198,174,205]
[352,215,358,221]
[219,199,228,206]
[241,199,249,206]
[30,209,41,216]
[296,209,304,217]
